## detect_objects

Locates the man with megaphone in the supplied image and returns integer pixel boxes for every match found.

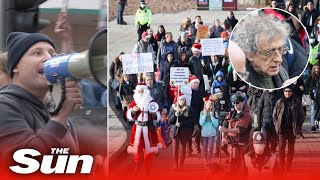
[0,32,81,164]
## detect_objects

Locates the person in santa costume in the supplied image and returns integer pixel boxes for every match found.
[126,83,162,175]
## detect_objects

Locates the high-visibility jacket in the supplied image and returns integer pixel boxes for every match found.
[135,8,152,27]
[309,43,320,65]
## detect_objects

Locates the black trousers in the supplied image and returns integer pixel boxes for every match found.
[137,24,149,41]
[278,131,295,168]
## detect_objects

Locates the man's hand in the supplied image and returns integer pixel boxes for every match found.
[132,106,140,112]
[175,111,179,117]
[176,122,180,127]
[52,81,82,126]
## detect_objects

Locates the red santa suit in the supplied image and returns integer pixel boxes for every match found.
[126,95,162,155]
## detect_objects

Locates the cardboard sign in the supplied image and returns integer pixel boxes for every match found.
[203,74,210,91]
[170,67,189,86]
[200,38,225,56]
[196,25,209,39]
[122,53,154,74]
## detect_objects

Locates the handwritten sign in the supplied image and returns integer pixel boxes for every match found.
[170,67,189,86]
[196,25,209,39]
[122,53,154,74]
[200,38,224,56]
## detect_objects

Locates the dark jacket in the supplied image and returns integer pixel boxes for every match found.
[148,82,168,110]
[245,61,289,89]
[188,55,205,81]
[0,84,79,159]
[203,59,222,84]
[301,9,320,34]
[168,106,194,142]
[211,25,224,38]
[257,90,282,127]
[157,41,179,68]
[160,60,178,81]
[119,81,135,103]
[224,17,238,30]
[273,97,305,136]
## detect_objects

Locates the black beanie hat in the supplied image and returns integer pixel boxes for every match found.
[6,32,56,78]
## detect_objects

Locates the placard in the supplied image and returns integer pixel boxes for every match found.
[170,67,189,86]
[200,38,225,56]
[122,53,154,74]
[196,25,209,39]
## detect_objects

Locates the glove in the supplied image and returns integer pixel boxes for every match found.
[175,111,179,117]
[176,122,180,127]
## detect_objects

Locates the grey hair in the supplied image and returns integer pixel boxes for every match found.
[231,13,291,54]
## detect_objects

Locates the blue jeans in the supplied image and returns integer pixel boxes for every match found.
[311,102,316,127]
[80,80,106,107]
[117,3,125,24]
[201,136,215,164]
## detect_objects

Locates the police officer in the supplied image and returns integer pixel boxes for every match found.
[135,0,152,41]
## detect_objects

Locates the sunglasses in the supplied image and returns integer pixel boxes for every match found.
[234,101,241,105]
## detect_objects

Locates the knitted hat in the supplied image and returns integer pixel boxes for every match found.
[191,43,201,52]
[189,75,200,84]
[284,85,294,91]
[6,32,55,78]
[166,51,173,56]
[221,31,228,38]
[252,131,266,144]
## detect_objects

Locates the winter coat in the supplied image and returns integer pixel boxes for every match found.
[160,60,178,81]
[148,82,168,110]
[256,90,282,127]
[199,110,219,137]
[168,106,194,143]
[211,70,226,94]
[157,41,179,68]
[273,97,305,136]
[0,84,79,160]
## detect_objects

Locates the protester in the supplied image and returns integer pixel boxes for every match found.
[126,83,162,175]
[168,93,194,171]
[0,32,81,160]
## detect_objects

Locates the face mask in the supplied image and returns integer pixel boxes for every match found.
[310,38,316,44]
[140,4,146,8]
[212,61,218,66]
[253,144,265,155]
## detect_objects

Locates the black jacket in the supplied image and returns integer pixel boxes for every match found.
[0,84,79,159]
[257,90,282,127]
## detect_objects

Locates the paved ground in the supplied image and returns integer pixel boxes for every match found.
[108,9,252,163]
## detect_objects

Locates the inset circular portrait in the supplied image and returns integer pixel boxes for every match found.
[229,8,309,90]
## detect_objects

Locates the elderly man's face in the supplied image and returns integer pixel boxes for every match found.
[247,37,284,77]
[13,42,55,94]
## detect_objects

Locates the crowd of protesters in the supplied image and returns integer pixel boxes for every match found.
[109,0,320,176]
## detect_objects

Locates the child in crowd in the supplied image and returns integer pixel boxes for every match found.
[199,97,219,168]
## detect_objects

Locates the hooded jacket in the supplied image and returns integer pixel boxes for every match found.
[211,70,226,94]
[0,84,79,160]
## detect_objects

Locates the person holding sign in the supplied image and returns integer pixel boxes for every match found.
[189,43,206,91]
[168,93,194,171]
[126,83,162,175]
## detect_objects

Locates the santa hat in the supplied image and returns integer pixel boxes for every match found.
[191,43,201,52]
[203,94,214,103]
[173,93,185,104]
[136,82,148,90]
[189,75,200,84]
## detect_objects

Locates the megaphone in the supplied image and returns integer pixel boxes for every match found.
[44,28,107,114]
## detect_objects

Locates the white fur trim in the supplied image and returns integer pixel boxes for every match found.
[190,79,200,84]
[191,47,201,52]
[127,124,142,154]
[126,108,133,121]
